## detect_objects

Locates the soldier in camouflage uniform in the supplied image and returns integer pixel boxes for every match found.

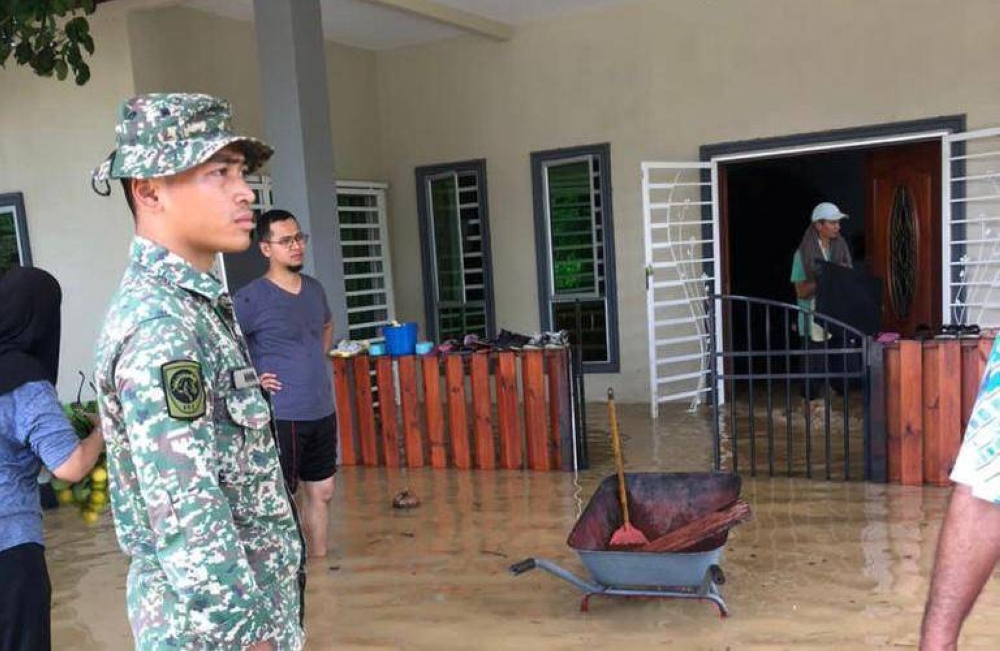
[91,94,304,650]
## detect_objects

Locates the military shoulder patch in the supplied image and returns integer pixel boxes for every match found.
[161,359,206,420]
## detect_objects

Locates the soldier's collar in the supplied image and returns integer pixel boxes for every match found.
[131,236,225,302]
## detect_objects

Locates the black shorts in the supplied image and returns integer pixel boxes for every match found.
[276,414,338,493]
[0,543,51,651]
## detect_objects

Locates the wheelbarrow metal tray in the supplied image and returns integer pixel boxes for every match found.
[567,472,741,587]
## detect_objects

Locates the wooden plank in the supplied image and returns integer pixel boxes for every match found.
[469,352,495,469]
[960,339,981,435]
[547,350,572,470]
[922,343,941,485]
[885,344,900,483]
[898,341,923,486]
[398,355,424,468]
[352,355,378,466]
[445,355,471,469]
[374,356,400,468]
[640,500,753,553]
[422,355,447,468]
[331,357,357,466]
[495,351,522,469]
[522,350,550,471]
[931,341,962,486]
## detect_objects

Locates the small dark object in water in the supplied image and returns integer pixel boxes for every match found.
[392,489,420,509]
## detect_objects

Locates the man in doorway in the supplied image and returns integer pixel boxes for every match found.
[91,94,303,649]
[789,202,853,400]
[921,345,1000,649]
[234,209,337,559]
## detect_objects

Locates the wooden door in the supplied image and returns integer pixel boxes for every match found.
[865,141,942,335]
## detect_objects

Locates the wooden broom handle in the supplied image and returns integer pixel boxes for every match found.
[607,388,632,527]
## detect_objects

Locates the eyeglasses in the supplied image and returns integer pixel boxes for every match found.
[265,233,309,248]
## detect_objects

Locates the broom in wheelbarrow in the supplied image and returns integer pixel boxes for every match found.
[606,388,649,549]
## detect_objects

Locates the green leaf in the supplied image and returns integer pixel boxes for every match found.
[81,33,93,55]
[73,61,89,85]
[65,16,87,40]
[13,40,32,65]
[54,58,66,80]
[82,0,96,14]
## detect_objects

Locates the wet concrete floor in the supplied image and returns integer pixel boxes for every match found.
[45,403,1000,649]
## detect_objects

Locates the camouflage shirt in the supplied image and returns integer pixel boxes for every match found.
[95,237,304,650]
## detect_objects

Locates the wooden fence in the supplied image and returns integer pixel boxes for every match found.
[331,348,577,471]
[883,336,995,486]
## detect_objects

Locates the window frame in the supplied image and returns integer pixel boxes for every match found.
[415,159,497,342]
[0,192,32,273]
[531,143,620,373]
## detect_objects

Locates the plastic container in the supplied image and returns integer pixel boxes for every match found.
[369,342,386,356]
[415,341,435,355]
[382,322,418,356]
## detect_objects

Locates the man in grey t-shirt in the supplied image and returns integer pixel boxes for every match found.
[235,209,337,558]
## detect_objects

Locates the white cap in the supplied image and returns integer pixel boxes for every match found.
[811,202,848,222]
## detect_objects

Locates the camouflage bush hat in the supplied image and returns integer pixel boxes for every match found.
[91,93,273,196]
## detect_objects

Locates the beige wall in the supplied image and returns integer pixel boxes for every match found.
[375,0,1000,402]
[128,5,383,181]
[8,0,1000,405]
[0,4,136,401]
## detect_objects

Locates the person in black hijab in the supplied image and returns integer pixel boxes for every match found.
[0,266,104,651]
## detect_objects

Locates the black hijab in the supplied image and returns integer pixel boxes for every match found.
[0,267,63,396]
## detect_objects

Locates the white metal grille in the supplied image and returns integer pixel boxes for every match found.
[946,129,1000,327]
[641,162,720,418]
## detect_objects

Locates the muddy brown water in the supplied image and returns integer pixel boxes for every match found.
[46,403,1000,649]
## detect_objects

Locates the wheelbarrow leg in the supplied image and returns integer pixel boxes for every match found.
[699,565,729,617]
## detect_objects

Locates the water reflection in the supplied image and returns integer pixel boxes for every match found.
[45,402,997,649]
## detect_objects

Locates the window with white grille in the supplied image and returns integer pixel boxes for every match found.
[0,193,31,276]
[416,160,495,341]
[532,144,619,373]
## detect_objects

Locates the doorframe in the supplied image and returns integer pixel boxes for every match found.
[700,115,966,326]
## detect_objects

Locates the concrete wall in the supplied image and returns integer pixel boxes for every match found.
[127,5,382,181]
[0,3,383,400]
[0,3,136,399]
[374,0,1000,402]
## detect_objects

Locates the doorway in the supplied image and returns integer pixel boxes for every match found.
[721,138,943,349]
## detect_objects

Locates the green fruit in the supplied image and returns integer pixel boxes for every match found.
[50,479,70,491]
[72,482,91,505]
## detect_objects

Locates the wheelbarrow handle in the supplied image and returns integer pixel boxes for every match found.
[509,558,537,575]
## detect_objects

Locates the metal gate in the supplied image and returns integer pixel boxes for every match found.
[641,162,720,417]
[706,295,875,481]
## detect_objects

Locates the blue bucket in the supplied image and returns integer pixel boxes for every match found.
[382,322,418,356]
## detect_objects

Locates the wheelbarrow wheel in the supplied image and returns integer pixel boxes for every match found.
[709,564,726,585]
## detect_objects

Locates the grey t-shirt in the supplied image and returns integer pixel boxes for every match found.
[234,275,334,421]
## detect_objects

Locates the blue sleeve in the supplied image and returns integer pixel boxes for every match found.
[234,284,258,337]
[13,381,80,471]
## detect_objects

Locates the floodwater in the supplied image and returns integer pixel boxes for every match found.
[45,403,1000,649]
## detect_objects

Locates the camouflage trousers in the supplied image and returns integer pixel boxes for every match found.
[126,560,304,650]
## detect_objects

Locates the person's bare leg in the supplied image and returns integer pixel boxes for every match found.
[299,477,335,558]
[921,484,1000,650]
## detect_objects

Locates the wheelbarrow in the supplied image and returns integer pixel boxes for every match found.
[509,472,741,616]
